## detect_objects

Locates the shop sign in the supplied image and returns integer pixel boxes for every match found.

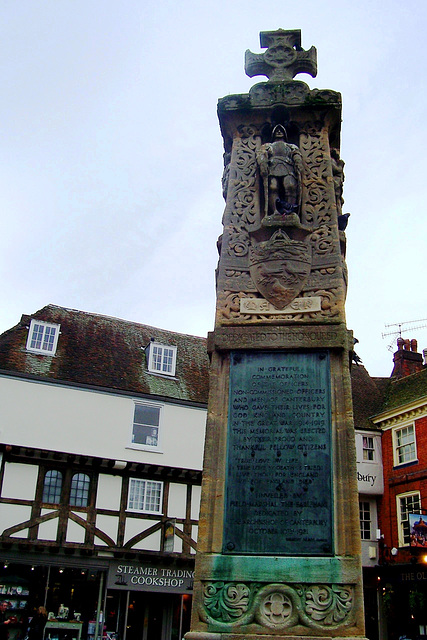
[106,560,194,594]
[400,569,427,582]
[409,514,427,547]
[356,461,384,495]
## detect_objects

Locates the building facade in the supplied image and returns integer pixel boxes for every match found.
[351,363,387,640]
[372,340,427,640]
[3,304,426,640]
[0,305,209,640]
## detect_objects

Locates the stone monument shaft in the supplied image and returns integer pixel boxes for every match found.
[187,29,366,640]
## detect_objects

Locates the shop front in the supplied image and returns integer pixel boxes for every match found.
[0,552,107,640]
[105,559,194,640]
[378,561,427,640]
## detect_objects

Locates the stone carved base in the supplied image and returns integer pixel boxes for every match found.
[196,582,357,635]
[186,634,368,640]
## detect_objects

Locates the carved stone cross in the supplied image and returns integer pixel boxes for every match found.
[245,29,317,82]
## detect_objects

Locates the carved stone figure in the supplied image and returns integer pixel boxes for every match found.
[256,124,303,218]
[331,148,345,214]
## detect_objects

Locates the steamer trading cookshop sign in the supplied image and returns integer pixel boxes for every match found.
[107,560,194,593]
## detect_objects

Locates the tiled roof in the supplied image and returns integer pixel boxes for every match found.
[379,366,427,413]
[3,304,414,421]
[0,305,209,404]
[350,364,389,430]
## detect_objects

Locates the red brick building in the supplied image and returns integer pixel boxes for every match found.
[371,339,427,640]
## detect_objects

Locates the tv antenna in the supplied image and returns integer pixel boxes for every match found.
[382,318,427,352]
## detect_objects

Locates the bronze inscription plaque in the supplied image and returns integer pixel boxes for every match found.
[223,351,332,555]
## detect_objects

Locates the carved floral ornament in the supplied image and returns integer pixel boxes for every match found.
[200,581,355,631]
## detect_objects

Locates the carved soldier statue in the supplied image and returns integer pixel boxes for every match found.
[331,148,345,215]
[256,124,303,218]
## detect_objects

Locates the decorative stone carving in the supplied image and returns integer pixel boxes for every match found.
[245,29,317,82]
[311,224,335,255]
[240,295,321,315]
[223,269,256,292]
[200,580,355,631]
[255,585,299,629]
[216,108,346,321]
[303,584,354,625]
[309,88,341,103]
[249,80,310,106]
[300,120,335,229]
[221,152,231,200]
[226,134,259,244]
[201,581,255,625]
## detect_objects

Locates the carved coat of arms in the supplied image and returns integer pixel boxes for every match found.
[249,229,311,309]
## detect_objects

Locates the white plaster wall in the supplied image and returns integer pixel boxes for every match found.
[167,483,187,518]
[38,509,59,540]
[355,431,384,495]
[132,529,161,551]
[173,524,183,553]
[0,504,32,536]
[66,517,87,543]
[95,515,119,545]
[96,475,122,510]
[191,485,201,521]
[191,525,198,550]
[0,376,206,469]
[124,518,160,550]
[2,463,38,500]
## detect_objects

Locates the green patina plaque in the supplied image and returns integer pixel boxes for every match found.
[223,350,332,555]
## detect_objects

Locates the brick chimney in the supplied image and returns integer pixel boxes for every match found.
[391,338,424,378]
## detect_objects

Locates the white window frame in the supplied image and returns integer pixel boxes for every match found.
[130,401,163,452]
[26,319,60,355]
[396,491,421,546]
[146,342,177,377]
[359,500,371,540]
[127,478,163,514]
[392,423,417,466]
[362,436,375,462]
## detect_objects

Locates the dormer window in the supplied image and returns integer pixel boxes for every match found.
[26,319,60,355]
[146,341,177,377]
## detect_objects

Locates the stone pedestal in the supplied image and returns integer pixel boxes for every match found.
[187,30,366,640]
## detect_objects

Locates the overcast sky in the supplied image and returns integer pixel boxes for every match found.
[1,0,427,377]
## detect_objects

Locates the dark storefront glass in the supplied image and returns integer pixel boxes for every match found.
[0,563,102,640]
[105,591,192,640]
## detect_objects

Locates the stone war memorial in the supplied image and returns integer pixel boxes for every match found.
[186,30,366,640]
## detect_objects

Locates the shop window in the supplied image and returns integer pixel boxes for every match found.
[42,470,63,504]
[362,436,375,461]
[359,500,371,540]
[131,402,161,450]
[26,319,60,355]
[70,473,90,507]
[145,342,177,376]
[393,424,417,466]
[397,491,421,546]
[127,479,163,514]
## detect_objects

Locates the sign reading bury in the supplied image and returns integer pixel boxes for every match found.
[223,350,332,555]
